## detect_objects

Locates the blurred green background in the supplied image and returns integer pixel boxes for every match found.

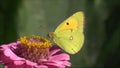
[0,0,120,68]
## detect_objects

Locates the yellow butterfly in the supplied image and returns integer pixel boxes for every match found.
[50,11,84,54]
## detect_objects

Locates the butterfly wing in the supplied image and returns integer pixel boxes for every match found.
[53,11,84,54]
[54,30,84,54]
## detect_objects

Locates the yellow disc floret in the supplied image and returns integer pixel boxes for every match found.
[19,35,52,49]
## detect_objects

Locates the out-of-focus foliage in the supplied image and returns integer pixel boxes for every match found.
[0,0,120,68]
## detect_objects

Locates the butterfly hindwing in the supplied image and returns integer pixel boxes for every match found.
[54,29,84,54]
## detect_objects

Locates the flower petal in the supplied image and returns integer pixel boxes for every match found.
[14,60,25,65]
[45,61,65,68]
[25,60,37,66]
[62,61,71,67]
[4,49,24,61]
[0,41,20,50]
[49,47,60,56]
[10,41,20,49]
[35,65,48,68]
[49,53,70,61]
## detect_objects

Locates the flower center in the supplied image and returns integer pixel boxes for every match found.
[15,36,52,63]
[20,36,51,49]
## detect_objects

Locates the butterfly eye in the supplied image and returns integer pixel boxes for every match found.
[66,22,69,25]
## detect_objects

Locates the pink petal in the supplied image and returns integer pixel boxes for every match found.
[0,41,19,50]
[45,61,65,68]
[46,60,71,67]
[14,60,25,65]
[25,60,37,66]
[0,44,9,50]
[10,41,20,49]
[62,61,71,67]
[39,58,47,62]
[49,53,70,61]
[35,65,48,68]
[9,41,19,46]
[49,48,60,56]
[4,49,24,61]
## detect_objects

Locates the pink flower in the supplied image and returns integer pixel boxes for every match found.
[0,36,71,68]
